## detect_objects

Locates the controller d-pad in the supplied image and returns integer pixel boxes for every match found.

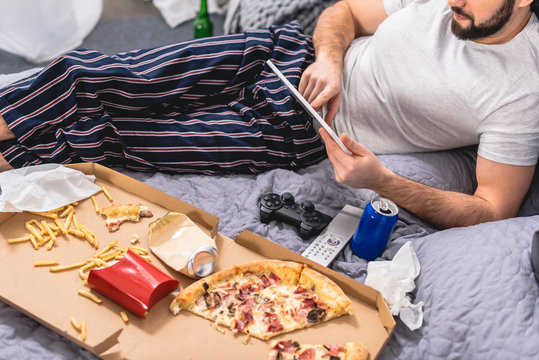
[261,193,282,209]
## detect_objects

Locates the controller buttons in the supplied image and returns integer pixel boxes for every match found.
[301,200,315,212]
[281,192,294,205]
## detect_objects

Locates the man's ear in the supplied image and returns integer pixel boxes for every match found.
[516,0,533,9]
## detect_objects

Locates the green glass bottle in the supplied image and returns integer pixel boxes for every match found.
[194,0,213,39]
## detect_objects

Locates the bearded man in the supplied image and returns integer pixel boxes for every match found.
[302,0,538,228]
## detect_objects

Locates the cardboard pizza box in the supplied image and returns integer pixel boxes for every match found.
[0,163,395,360]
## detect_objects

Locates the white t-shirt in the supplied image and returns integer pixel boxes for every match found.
[333,0,539,166]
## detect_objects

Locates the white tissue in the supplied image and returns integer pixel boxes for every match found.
[0,164,101,212]
[365,241,424,330]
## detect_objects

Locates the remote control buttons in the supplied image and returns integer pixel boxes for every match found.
[327,238,340,246]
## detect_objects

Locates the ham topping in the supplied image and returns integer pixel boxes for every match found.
[324,343,346,357]
[264,312,284,333]
[269,272,280,285]
[298,348,316,360]
[259,274,271,289]
[273,340,295,353]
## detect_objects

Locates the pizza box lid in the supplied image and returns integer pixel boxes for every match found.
[0,163,395,360]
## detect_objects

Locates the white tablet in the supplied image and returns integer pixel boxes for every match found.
[266,60,351,155]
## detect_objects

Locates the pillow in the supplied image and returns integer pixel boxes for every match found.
[224,0,337,35]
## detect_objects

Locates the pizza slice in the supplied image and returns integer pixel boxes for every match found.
[169,260,354,340]
[100,204,153,232]
[268,340,368,360]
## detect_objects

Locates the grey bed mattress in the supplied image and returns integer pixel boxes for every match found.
[1,72,539,360]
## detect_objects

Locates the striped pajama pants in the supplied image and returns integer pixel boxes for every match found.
[0,22,326,174]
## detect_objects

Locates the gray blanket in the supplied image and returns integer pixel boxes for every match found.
[2,144,539,359]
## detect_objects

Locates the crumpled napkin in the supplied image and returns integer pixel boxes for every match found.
[365,241,424,330]
[0,164,101,212]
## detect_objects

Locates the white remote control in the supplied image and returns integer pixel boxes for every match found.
[301,205,363,267]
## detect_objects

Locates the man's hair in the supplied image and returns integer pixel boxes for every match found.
[532,0,539,18]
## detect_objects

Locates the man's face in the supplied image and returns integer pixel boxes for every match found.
[450,0,516,40]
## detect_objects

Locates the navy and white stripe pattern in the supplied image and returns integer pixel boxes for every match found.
[0,22,326,174]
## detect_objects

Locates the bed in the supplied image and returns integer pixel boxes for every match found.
[2,17,539,360]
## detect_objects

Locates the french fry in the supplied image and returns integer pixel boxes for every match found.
[60,205,74,218]
[50,205,65,213]
[79,225,97,249]
[78,289,102,304]
[25,223,44,243]
[41,220,56,241]
[120,311,129,323]
[70,316,82,331]
[101,185,113,202]
[93,240,118,258]
[46,239,55,250]
[93,258,110,268]
[100,250,120,262]
[91,196,99,214]
[7,235,32,244]
[81,320,87,342]
[27,211,58,220]
[29,235,39,250]
[78,261,96,281]
[34,260,59,267]
[28,219,45,233]
[67,228,85,238]
[54,217,68,235]
[129,246,148,255]
[64,211,74,229]
[73,215,80,231]
[49,261,86,272]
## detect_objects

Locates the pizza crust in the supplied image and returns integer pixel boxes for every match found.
[345,341,369,360]
[298,267,354,317]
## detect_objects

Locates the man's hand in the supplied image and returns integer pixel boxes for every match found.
[320,128,535,229]
[319,128,392,188]
[299,57,343,126]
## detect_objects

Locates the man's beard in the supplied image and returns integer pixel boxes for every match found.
[450,0,515,40]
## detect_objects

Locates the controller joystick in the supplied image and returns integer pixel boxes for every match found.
[259,192,332,239]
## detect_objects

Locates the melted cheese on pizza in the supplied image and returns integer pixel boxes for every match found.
[188,272,330,340]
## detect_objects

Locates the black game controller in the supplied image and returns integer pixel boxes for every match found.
[259,192,333,239]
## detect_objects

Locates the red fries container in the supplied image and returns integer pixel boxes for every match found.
[88,250,179,318]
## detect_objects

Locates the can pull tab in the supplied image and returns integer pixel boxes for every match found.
[379,200,392,215]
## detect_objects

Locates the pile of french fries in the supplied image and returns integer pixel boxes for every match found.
[6,184,153,342]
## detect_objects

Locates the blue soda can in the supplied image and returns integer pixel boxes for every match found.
[351,196,399,261]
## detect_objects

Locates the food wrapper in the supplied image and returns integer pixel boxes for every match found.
[88,250,179,318]
[0,164,101,212]
[148,212,218,278]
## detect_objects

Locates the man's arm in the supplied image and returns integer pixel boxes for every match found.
[299,0,388,124]
[320,129,535,228]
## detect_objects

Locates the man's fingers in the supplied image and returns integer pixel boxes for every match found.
[324,94,341,126]
[298,71,309,94]
[340,133,370,156]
